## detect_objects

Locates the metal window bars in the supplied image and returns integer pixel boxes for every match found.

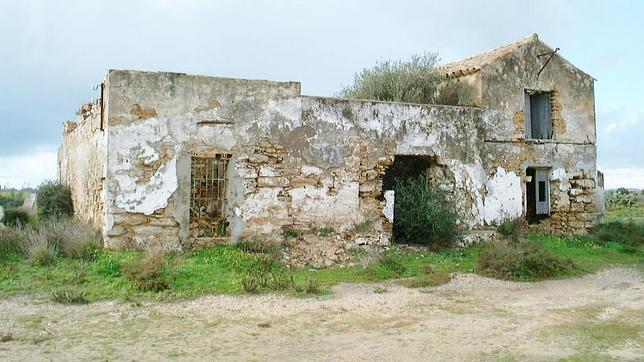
[190,154,231,237]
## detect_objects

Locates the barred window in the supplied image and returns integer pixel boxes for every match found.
[190,154,231,237]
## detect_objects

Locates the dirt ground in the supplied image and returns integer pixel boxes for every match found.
[1,267,642,361]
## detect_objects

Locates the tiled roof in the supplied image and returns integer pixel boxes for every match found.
[441,34,539,78]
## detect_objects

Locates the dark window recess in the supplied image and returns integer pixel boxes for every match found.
[538,181,546,202]
[525,91,552,139]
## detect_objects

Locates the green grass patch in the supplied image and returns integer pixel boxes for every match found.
[0,227,642,303]
[552,319,642,350]
[535,235,643,274]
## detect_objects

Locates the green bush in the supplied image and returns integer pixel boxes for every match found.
[589,221,643,247]
[340,53,474,106]
[477,241,575,281]
[36,181,73,220]
[3,208,30,227]
[393,174,461,247]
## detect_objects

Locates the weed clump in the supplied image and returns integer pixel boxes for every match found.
[236,238,282,258]
[352,219,375,233]
[282,228,302,239]
[398,271,453,288]
[51,288,88,304]
[294,277,321,294]
[496,218,525,243]
[477,241,575,281]
[315,227,334,237]
[124,251,170,292]
[393,174,461,247]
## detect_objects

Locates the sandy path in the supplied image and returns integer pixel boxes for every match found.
[0,267,642,361]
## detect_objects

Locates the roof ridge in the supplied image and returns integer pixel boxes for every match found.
[441,34,539,77]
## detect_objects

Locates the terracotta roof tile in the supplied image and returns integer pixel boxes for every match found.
[441,34,539,78]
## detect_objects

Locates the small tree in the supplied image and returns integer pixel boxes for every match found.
[340,53,474,106]
[393,174,461,247]
[37,181,73,219]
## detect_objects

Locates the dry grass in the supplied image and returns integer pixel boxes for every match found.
[41,218,102,259]
[23,228,56,266]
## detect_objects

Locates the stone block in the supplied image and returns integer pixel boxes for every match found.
[237,166,258,178]
[257,176,289,187]
[569,188,583,196]
[259,164,280,177]
[107,225,127,237]
[114,213,148,226]
[148,217,179,227]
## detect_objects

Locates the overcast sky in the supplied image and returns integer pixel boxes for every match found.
[0,0,642,189]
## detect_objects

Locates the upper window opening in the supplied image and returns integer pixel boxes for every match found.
[524,90,552,139]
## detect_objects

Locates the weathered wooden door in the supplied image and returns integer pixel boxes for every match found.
[534,169,550,215]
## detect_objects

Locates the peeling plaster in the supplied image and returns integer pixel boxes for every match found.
[383,190,394,223]
[483,167,523,224]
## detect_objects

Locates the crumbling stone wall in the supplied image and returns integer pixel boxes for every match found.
[97,70,507,250]
[58,101,106,229]
[61,35,603,255]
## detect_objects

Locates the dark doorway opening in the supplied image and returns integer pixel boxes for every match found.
[382,156,432,191]
[381,155,434,240]
[526,167,550,223]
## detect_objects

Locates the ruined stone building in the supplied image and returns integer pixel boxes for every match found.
[59,34,603,252]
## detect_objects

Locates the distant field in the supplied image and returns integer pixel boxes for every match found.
[606,206,644,224]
